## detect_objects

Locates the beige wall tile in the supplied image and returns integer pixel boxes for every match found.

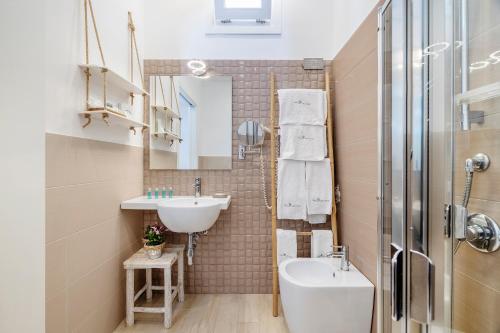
[46,238,67,301]
[332,6,380,332]
[144,60,333,294]
[46,290,68,333]
[45,133,143,332]
[66,219,116,284]
[453,271,500,333]
[332,6,378,82]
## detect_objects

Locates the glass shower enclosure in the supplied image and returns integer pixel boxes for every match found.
[378,0,500,332]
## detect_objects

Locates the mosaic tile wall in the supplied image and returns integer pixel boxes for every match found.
[144,59,333,293]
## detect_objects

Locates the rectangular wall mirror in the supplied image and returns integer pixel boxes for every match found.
[149,75,232,170]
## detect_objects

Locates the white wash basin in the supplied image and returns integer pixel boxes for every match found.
[120,196,231,233]
[157,197,225,233]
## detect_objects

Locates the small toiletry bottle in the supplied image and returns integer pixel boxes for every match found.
[147,188,152,199]
[168,186,174,199]
[162,187,167,198]
[154,188,159,199]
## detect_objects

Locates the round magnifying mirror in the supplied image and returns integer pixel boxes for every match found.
[237,120,265,146]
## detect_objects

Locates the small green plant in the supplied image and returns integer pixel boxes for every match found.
[144,224,166,246]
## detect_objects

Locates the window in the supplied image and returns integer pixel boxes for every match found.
[208,0,281,35]
[225,0,262,9]
[214,0,271,22]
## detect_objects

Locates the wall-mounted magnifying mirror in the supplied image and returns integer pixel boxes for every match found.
[237,120,268,159]
[237,120,265,147]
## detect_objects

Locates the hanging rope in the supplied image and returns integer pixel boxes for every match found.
[128,12,144,88]
[87,0,106,66]
[158,76,167,106]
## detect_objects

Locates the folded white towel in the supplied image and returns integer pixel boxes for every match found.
[280,125,327,161]
[311,230,334,258]
[307,214,327,224]
[277,159,307,220]
[306,159,332,216]
[277,229,297,265]
[278,89,327,125]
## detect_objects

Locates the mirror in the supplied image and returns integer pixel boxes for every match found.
[237,120,265,146]
[149,75,232,170]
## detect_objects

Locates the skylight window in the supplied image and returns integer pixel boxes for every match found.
[214,0,271,22]
[208,0,281,35]
[224,0,262,9]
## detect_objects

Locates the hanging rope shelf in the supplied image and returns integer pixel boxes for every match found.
[79,0,149,134]
[150,75,182,144]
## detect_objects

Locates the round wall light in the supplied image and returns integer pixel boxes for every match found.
[187,60,207,71]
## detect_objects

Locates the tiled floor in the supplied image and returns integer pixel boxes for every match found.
[113,294,289,333]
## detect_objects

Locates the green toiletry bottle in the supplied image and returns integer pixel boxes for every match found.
[147,188,152,199]
[168,186,174,199]
[154,188,159,199]
[162,187,167,198]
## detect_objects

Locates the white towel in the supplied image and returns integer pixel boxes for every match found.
[307,214,327,224]
[277,229,297,265]
[311,230,334,258]
[306,159,332,216]
[277,159,307,220]
[280,125,327,161]
[278,89,327,125]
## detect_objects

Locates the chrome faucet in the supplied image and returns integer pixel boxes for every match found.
[340,245,350,271]
[321,245,350,271]
[193,177,201,197]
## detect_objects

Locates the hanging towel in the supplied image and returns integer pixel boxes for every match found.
[277,229,297,265]
[311,230,334,258]
[278,89,327,125]
[306,159,332,217]
[307,214,327,224]
[280,125,327,161]
[277,159,307,220]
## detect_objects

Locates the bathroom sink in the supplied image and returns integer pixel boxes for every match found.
[157,197,227,233]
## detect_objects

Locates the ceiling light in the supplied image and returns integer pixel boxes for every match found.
[187,60,206,71]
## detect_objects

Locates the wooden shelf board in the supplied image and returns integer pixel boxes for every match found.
[80,64,149,96]
[152,131,181,141]
[456,81,500,105]
[80,109,149,128]
[151,105,180,119]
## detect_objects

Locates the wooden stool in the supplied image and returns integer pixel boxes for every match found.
[123,244,185,328]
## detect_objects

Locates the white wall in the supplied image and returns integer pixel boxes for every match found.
[145,0,336,59]
[331,0,380,56]
[45,0,146,147]
[144,0,379,60]
[0,1,45,331]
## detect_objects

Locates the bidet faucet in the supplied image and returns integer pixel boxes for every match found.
[193,177,201,198]
[340,245,350,271]
[322,245,350,271]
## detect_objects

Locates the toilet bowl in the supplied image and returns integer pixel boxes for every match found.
[279,258,374,333]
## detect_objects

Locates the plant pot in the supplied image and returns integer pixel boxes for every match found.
[144,242,165,259]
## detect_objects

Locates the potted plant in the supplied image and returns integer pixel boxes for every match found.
[143,224,167,259]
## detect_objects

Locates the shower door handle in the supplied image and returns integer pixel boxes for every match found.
[409,250,434,324]
[391,244,403,321]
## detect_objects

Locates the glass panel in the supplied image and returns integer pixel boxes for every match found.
[379,1,406,331]
[416,0,454,331]
[224,0,262,8]
[380,2,394,331]
[408,3,427,329]
[452,1,500,332]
